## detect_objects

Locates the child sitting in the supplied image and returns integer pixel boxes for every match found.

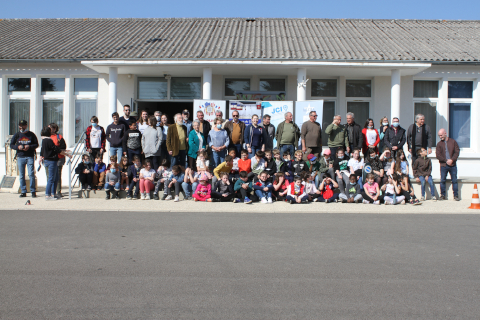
[362,173,384,205]
[413,148,438,201]
[237,149,252,176]
[253,171,274,203]
[272,172,289,201]
[119,156,130,191]
[317,149,334,187]
[228,148,240,181]
[196,150,210,173]
[282,152,294,183]
[263,150,276,182]
[306,154,320,183]
[139,160,156,200]
[380,148,394,185]
[105,162,121,200]
[192,176,212,202]
[303,172,322,202]
[165,165,185,202]
[92,154,106,190]
[75,154,94,190]
[250,150,266,181]
[234,171,257,204]
[339,174,363,203]
[154,159,172,200]
[286,176,308,204]
[333,147,350,195]
[105,155,117,172]
[347,148,364,187]
[400,175,422,205]
[213,155,234,186]
[292,150,307,179]
[127,155,142,200]
[317,175,340,203]
[381,174,406,205]
[211,172,235,202]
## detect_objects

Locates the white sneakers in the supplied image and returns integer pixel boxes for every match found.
[174,195,179,202]
[145,193,151,200]
[261,197,273,204]
[363,200,370,204]
[267,197,273,204]
[165,195,173,200]
[261,197,268,204]
[141,193,146,200]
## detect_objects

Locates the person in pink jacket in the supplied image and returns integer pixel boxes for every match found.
[362,118,380,155]
[192,176,212,202]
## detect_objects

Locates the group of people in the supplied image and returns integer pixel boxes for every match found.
[10,104,461,203]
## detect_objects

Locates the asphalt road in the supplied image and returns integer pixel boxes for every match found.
[1,210,479,320]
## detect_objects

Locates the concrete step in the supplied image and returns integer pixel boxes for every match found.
[75,189,186,200]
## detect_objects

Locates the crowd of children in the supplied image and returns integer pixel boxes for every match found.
[75,144,439,205]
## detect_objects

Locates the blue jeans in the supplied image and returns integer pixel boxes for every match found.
[110,146,123,162]
[440,165,458,197]
[171,150,186,168]
[255,189,272,199]
[44,160,58,197]
[127,148,141,163]
[181,182,192,197]
[280,145,295,158]
[105,182,121,191]
[232,144,243,158]
[212,149,227,168]
[17,156,36,193]
[248,146,261,159]
[418,176,436,198]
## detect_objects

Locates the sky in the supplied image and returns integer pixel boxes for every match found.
[2,0,479,20]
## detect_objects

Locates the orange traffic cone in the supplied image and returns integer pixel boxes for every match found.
[468,184,480,209]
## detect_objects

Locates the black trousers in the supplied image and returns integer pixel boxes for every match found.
[211,192,235,202]
[128,180,140,196]
[79,172,93,186]
[236,189,259,202]
[361,192,384,203]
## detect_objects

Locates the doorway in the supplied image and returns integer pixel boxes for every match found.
[136,101,193,123]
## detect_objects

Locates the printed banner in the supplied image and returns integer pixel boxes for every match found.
[228,100,262,125]
[194,100,227,126]
[261,101,294,147]
[235,91,286,101]
[295,100,324,148]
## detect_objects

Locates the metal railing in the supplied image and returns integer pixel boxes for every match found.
[67,132,87,200]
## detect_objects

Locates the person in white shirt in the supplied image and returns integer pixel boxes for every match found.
[139,160,156,200]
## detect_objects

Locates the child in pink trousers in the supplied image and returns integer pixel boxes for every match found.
[192,176,212,202]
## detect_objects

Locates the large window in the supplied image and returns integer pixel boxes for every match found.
[259,79,285,92]
[448,81,473,148]
[138,77,168,99]
[74,78,98,142]
[414,80,438,98]
[170,77,201,100]
[74,78,98,94]
[321,101,335,147]
[41,78,65,93]
[9,100,30,135]
[311,79,337,97]
[346,80,371,97]
[347,102,369,125]
[448,81,473,99]
[43,100,63,134]
[225,78,250,96]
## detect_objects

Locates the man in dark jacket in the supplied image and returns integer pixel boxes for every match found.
[196,110,211,139]
[436,128,460,201]
[10,120,39,198]
[383,117,406,158]
[224,110,246,156]
[259,114,276,151]
[407,114,433,165]
[345,112,363,155]
[106,112,125,163]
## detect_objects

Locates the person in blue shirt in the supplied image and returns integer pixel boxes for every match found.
[208,117,230,168]
[244,114,267,159]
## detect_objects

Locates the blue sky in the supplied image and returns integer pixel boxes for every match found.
[3,0,479,20]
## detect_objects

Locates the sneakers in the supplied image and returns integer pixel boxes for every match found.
[165,195,173,200]
[454,196,460,201]
[313,198,318,202]
[413,199,422,205]
[244,197,253,204]
[432,196,437,201]
[141,193,146,200]
[233,198,241,203]
[261,197,268,204]
[363,200,370,204]
[81,184,86,191]
[289,199,294,204]
[126,194,132,200]
[400,200,406,204]
[174,195,179,202]
[19,193,26,198]
[185,196,193,201]
[420,197,425,201]
[153,193,159,200]
[87,185,92,191]
[267,197,273,204]
[385,201,392,205]
[133,194,139,200]
[440,195,446,200]
[341,198,348,203]
[355,199,362,203]
[45,196,57,201]
[145,193,151,200]
[373,200,380,205]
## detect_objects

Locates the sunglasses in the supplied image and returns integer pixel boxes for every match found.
[233,115,239,117]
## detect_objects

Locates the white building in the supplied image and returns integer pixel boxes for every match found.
[1,18,479,186]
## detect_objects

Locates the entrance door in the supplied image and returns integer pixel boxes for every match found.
[136,101,193,122]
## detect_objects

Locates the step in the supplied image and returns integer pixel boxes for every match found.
[74,189,185,200]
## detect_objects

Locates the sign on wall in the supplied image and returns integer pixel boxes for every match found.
[194,100,227,126]
[235,91,286,101]
[261,101,294,147]
[295,100,324,148]
[229,100,262,125]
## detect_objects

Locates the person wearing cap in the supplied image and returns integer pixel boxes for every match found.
[182,109,193,136]
[301,110,322,161]
[10,120,39,198]
[306,153,321,187]
[316,149,335,188]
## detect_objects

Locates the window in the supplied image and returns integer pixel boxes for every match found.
[75,100,97,141]
[321,101,335,147]
[9,100,30,135]
[448,81,473,98]
[74,78,98,95]
[138,77,168,99]
[347,102,369,124]
[41,78,65,93]
[414,81,438,98]
[43,100,63,134]
[414,102,437,137]
[225,79,250,96]
[170,77,201,100]
[311,79,337,97]
[449,103,470,148]
[8,78,31,92]
[259,79,285,92]
[346,80,371,97]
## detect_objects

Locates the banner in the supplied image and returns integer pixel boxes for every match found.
[294,100,324,148]
[228,100,262,125]
[261,101,294,147]
[235,91,286,101]
[194,100,226,126]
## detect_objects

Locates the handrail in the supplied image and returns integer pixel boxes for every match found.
[68,132,87,200]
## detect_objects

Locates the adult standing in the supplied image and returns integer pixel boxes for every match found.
[46,123,66,198]
[85,116,106,163]
[244,114,265,159]
[361,118,380,155]
[187,120,207,168]
[301,111,322,160]
[141,115,163,171]
[436,129,460,201]
[159,114,170,164]
[154,111,162,127]
[167,113,188,168]
[106,112,125,163]
[378,116,390,153]
[137,110,149,135]
[407,114,433,165]
[259,114,275,151]
[196,110,212,138]
[10,120,38,198]
[182,109,193,136]
[224,110,245,157]
[119,105,136,129]
[345,112,363,155]
[325,115,349,160]
[383,117,406,158]
[208,117,230,167]
[275,112,300,158]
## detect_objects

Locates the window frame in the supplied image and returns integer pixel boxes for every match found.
[258,77,287,92]
[223,77,252,98]
[73,76,98,143]
[135,76,202,102]
[344,79,372,123]
[447,80,474,151]
[413,78,440,146]
[310,79,338,98]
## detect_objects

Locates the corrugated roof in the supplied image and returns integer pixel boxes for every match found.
[0,18,479,61]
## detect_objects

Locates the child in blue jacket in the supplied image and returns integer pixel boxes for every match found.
[253,171,274,203]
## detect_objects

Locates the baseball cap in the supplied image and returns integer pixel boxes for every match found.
[323,149,331,156]
[182,109,190,115]
[19,120,28,126]
[307,154,317,161]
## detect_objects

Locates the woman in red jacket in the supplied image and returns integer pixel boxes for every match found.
[362,118,380,155]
